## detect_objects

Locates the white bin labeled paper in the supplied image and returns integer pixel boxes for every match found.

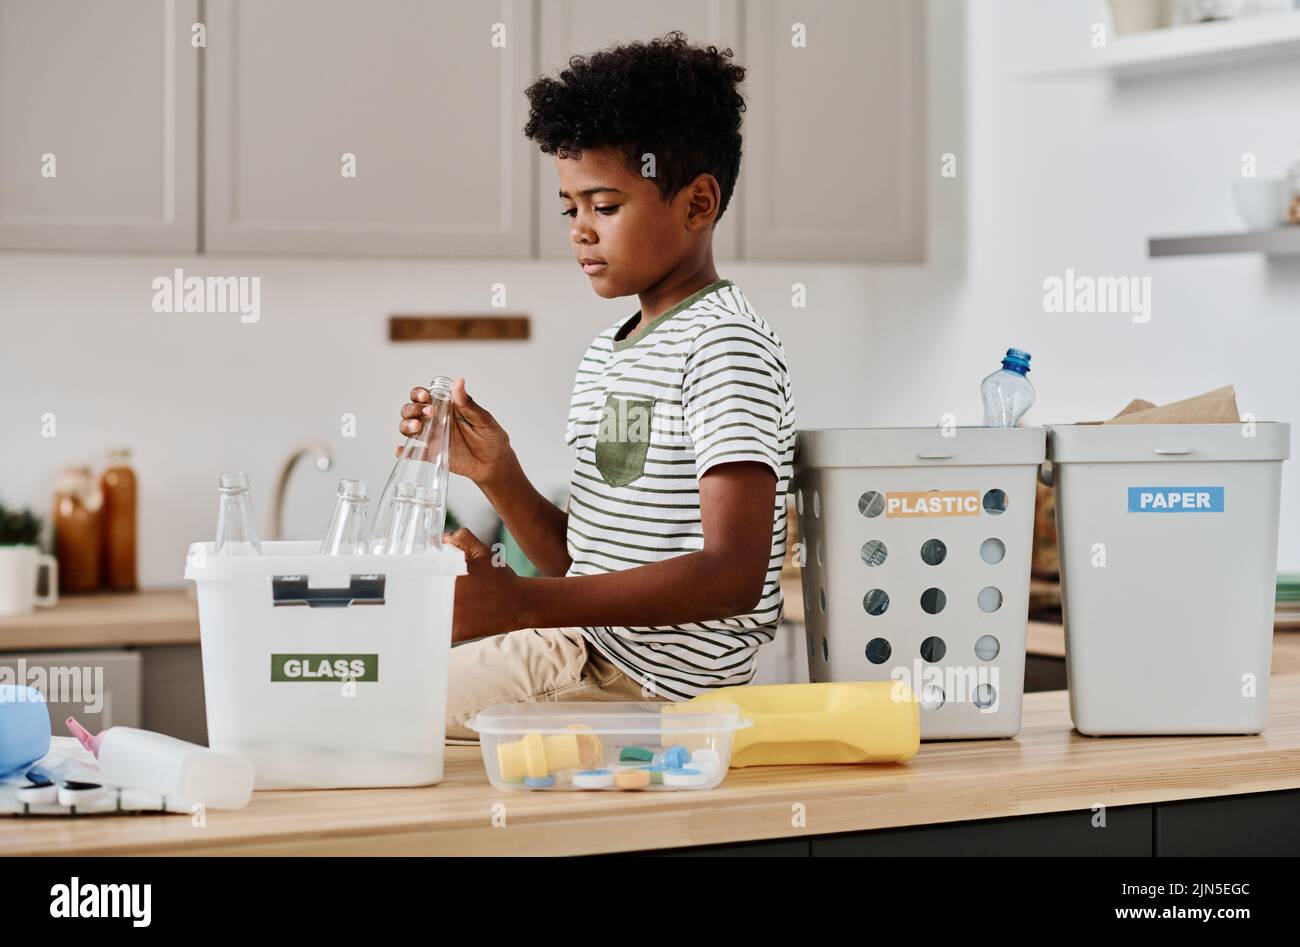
[1048,422,1290,736]
[184,540,465,789]
[794,427,1046,740]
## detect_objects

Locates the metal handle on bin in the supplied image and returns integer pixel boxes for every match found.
[1152,447,1193,456]
[271,574,386,608]
[915,451,953,460]
[1037,461,1054,488]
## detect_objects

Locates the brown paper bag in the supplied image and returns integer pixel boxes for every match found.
[1104,385,1239,425]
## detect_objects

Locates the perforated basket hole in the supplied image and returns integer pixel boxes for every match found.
[980,537,1006,564]
[816,541,824,567]
[819,587,827,614]
[974,634,1000,661]
[821,637,829,662]
[973,683,998,710]
[865,638,892,665]
[920,587,946,614]
[920,684,945,711]
[920,636,946,663]
[982,488,1007,515]
[796,488,804,516]
[857,490,884,518]
[977,586,1003,613]
[862,589,890,616]
[859,539,887,567]
[813,490,821,519]
[920,538,947,565]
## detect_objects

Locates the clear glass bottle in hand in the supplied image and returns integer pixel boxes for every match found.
[215,472,262,556]
[320,479,370,555]
[369,376,453,553]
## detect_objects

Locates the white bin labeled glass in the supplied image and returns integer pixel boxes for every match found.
[184,540,465,788]
[794,427,1046,740]
[1047,422,1290,736]
[467,702,750,791]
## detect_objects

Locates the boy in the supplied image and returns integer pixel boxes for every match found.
[398,33,796,740]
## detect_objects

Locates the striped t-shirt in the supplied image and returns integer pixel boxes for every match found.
[564,279,796,700]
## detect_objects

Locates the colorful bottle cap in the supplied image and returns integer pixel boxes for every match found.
[615,768,651,790]
[663,767,707,789]
[690,748,722,775]
[524,775,556,789]
[572,769,615,790]
[619,746,654,763]
[654,745,690,769]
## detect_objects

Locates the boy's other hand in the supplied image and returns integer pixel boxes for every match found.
[398,377,515,487]
[442,526,523,641]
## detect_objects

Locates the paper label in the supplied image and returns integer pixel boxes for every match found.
[1127,487,1224,513]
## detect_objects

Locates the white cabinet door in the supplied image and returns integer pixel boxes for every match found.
[0,0,199,252]
[535,0,740,261]
[204,0,533,257]
[740,0,925,262]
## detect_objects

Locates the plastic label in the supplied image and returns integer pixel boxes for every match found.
[270,654,379,682]
[885,490,980,518]
[1126,487,1224,513]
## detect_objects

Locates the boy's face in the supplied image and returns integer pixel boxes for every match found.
[556,146,694,299]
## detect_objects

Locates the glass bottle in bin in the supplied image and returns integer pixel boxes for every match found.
[215,472,261,556]
[382,483,442,555]
[369,376,453,553]
[320,479,370,555]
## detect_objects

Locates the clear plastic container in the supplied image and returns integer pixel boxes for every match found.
[467,702,751,792]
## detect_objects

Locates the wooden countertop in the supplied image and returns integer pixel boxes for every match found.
[6,665,1300,857]
[0,589,199,651]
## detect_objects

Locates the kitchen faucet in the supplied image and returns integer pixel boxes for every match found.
[269,441,334,540]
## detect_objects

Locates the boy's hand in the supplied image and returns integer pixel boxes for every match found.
[398,377,515,487]
[442,527,524,641]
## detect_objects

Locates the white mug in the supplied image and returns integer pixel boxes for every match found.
[0,545,59,617]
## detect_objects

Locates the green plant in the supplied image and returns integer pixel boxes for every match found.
[0,501,42,546]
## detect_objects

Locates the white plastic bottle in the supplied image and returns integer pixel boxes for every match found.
[66,716,254,809]
[980,348,1036,427]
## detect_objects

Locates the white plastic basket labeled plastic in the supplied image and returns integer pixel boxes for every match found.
[1048,422,1290,736]
[794,427,1046,740]
[184,540,466,789]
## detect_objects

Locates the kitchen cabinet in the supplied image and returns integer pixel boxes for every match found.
[534,0,741,261]
[0,649,141,734]
[203,0,534,257]
[0,0,199,252]
[0,0,935,263]
[140,644,207,745]
[739,0,926,262]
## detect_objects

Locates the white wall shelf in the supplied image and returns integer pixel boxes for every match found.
[1149,228,1300,256]
[1020,11,1300,78]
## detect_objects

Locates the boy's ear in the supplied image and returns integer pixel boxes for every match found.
[683,173,721,232]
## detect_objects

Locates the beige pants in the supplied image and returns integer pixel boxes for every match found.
[444,626,664,743]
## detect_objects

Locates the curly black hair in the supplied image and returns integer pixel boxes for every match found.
[524,31,746,221]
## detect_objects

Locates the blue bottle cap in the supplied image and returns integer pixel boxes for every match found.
[524,775,556,788]
[1001,348,1031,374]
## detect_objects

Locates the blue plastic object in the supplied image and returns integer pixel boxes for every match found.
[0,685,51,777]
[654,745,690,769]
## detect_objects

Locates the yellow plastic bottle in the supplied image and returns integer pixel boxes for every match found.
[496,729,603,781]
[678,682,920,767]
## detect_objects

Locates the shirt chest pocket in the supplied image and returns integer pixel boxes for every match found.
[594,392,656,488]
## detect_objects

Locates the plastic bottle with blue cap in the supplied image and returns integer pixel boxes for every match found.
[981,348,1036,428]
